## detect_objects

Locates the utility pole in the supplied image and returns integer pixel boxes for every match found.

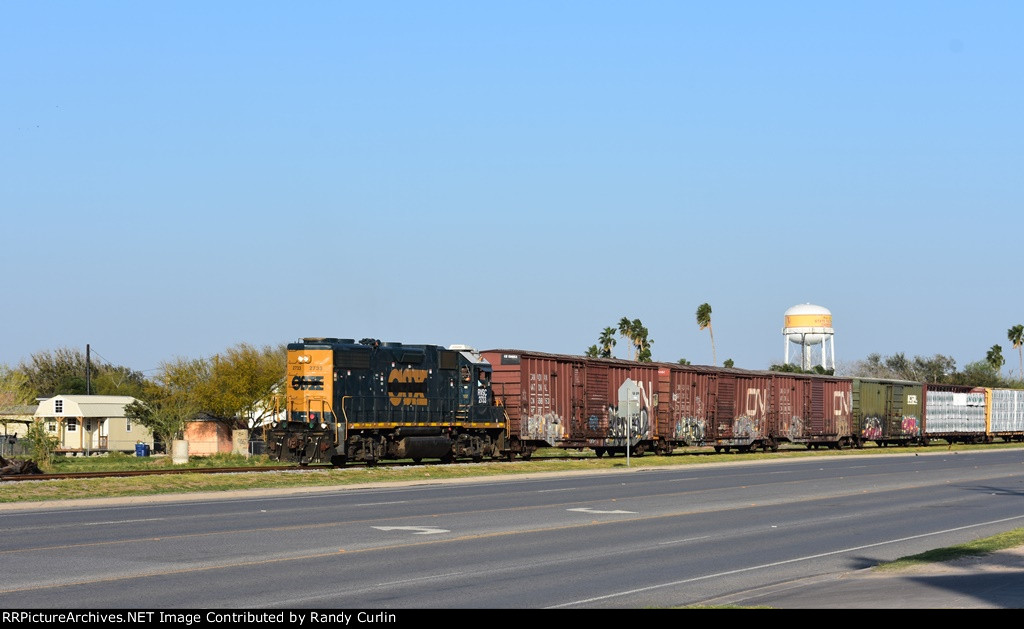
[86,344,91,395]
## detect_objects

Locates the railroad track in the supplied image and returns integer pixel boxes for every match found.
[0,453,580,483]
[0,465,318,482]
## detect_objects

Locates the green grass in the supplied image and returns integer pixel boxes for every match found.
[875,528,1024,571]
[45,451,284,473]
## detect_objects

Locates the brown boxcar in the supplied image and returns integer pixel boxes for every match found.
[483,350,581,458]
[483,349,679,458]
[656,364,717,448]
[706,369,776,452]
[769,372,853,449]
[799,374,853,448]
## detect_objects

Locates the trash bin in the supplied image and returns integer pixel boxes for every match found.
[135,443,149,457]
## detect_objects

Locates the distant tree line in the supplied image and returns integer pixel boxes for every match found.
[0,344,288,449]
[836,352,1021,388]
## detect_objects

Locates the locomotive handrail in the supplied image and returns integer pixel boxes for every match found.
[339,396,351,444]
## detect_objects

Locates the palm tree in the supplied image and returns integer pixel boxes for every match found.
[986,344,1005,376]
[618,317,636,360]
[598,327,617,359]
[1009,325,1024,380]
[696,303,716,366]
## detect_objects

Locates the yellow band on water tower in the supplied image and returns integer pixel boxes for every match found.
[785,314,832,328]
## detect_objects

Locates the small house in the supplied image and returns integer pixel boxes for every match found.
[34,395,153,455]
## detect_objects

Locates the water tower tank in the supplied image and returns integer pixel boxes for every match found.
[783,304,833,344]
[782,304,835,370]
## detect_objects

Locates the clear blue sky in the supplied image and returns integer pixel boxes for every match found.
[2,2,1021,376]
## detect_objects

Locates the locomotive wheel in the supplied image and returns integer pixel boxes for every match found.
[594,449,605,458]
[330,455,347,467]
[713,446,722,453]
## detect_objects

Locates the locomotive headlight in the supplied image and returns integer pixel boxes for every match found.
[321,423,328,429]
[296,355,311,364]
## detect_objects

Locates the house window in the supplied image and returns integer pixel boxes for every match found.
[47,422,57,432]
[126,418,132,432]
[55,400,63,413]
[66,419,78,432]
[86,420,93,431]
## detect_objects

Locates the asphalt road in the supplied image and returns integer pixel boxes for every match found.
[1,449,1022,609]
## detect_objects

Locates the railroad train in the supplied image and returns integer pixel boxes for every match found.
[265,337,1024,465]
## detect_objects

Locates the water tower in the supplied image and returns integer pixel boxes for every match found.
[783,304,835,371]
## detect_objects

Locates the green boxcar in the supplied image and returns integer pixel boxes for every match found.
[851,378,924,447]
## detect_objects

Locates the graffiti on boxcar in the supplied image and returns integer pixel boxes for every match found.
[672,418,706,444]
[731,416,761,439]
[901,415,919,436]
[861,416,883,440]
[608,379,651,440]
[524,413,565,443]
[782,416,803,440]
[669,386,705,444]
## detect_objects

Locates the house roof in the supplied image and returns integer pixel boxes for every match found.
[0,405,38,417]
[34,395,138,419]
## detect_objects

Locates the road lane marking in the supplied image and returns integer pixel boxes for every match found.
[568,508,636,514]
[372,526,449,535]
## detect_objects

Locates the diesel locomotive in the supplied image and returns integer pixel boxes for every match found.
[266,338,507,465]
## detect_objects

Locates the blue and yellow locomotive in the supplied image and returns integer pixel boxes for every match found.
[266,338,508,465]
